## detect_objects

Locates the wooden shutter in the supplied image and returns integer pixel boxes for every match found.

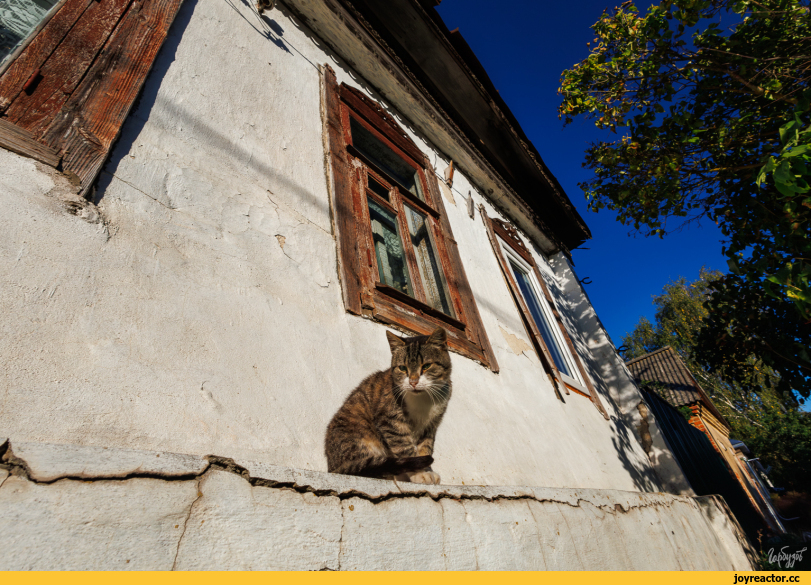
[0,0,185,197]
[323,64,363,315]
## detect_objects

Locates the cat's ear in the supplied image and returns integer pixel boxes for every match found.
[386,330,406,350]
[426,327,447,346]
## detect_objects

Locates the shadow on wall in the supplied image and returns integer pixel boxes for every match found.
[224,0,291,54]
[96,0,327,220]
[95,0,197,205]
[552,258,664,493]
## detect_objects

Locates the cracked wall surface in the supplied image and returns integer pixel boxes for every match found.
[0,0,668,493]
[0,440,754,570]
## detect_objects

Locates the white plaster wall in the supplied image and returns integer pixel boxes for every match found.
[547,253,696,495]
[0,0,670,491]
[0,441,755,570]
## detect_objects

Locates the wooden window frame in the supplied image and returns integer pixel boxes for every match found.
[0,0,185,197]
[482,211,608,418]
[323,65,497,371]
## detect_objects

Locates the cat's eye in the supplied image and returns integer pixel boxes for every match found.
[397,366,407,372]
[421,363,433,372]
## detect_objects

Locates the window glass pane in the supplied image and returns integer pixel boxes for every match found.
[510,260,571,376]
[404,205,454,317]
[0,0,60,68]
[350,116,424,201]
[367,175,390,201]
[368,196,412,296]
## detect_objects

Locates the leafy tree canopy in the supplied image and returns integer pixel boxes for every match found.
[559,0,811,396]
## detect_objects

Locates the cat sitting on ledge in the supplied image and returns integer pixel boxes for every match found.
[325,327,452,485]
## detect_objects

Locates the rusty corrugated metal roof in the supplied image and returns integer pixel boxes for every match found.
[625,346,729,428]
[626,346,701,407]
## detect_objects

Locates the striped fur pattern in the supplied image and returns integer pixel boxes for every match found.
[325,327,452,484]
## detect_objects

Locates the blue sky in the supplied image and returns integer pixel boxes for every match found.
[435,0,730,348]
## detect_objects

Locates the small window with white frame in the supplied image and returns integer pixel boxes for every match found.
[502,243,585,391]
[482,212,608,418]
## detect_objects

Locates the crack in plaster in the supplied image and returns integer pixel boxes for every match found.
[337,501,345,571]
[0,441,754,571]
[555,502,587,569]
[608,509,633,569]
[104,171,179,214]
[0,443,687,516]
[525,499,549,570]
[274,233,299,264]
[0,444,205,484]
[96,172,336,288]
[438,496,449,570]
[266,190,331,237]
[172,476,204,570]
[105,172,332,244]
[460,500,480,570]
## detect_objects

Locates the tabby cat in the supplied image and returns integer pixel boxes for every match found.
[325,327,452,484]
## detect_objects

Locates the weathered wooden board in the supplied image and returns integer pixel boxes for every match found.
[43,0,186,196]
[0,0,94,112]
[324,65,363,315]
[0,118,60,166]
[340,83,424,165]
[5,0,135,137]
[424,154,498,372]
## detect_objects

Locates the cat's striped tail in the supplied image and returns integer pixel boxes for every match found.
[356,455,434,478]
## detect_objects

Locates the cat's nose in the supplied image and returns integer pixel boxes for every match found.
[409,377,419,388]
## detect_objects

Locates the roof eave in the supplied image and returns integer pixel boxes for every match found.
[353,0,591,250]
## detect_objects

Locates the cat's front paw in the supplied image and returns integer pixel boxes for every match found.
[408,470,440,485]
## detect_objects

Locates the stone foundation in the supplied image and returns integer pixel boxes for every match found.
[0,439,755,570]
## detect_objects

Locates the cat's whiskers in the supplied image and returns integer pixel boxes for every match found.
[424,385,438,406]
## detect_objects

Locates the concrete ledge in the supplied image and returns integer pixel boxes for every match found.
[0,439,755,570]
[6,441,209,482]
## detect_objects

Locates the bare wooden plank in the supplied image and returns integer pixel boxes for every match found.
[41,0,185,197]
[5,0,135,137]
[0,0,94,112]
[372,292,487,364]
[0,118,60,166]
[323,65,363,315]
[375,283,466,331]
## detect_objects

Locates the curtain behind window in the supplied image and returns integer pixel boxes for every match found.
[0,0,60,67]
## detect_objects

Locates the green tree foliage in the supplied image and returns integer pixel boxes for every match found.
[697,270,810,399]
[747,408,811,494]
[558,0,811,399]
[622,269,791,422]
[622,269,810,492]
